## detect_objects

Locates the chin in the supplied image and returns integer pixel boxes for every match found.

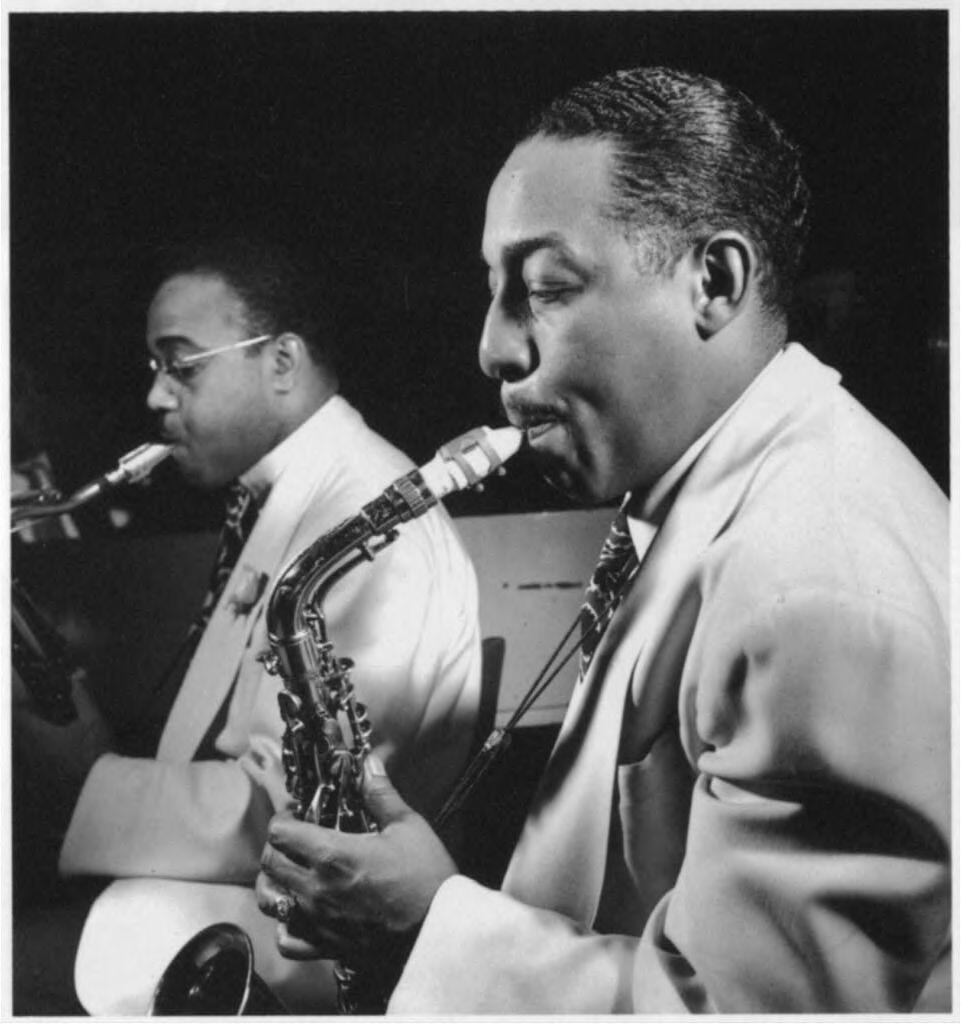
[543,465,616,508]
[176,462,215,491]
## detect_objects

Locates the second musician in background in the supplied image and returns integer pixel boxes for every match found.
[13,237,482,1014]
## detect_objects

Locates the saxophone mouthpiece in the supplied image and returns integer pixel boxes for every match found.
[420,425,524,500]
[483,425,526,465]
[13,442,176,528]
[68,442,175,506]
[105,442,175,488]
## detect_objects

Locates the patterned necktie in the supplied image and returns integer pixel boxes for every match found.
[136,481,261,756]
[579,508,640,678]
[190,482,260,638]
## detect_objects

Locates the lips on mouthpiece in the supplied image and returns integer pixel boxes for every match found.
[526,421,557,441]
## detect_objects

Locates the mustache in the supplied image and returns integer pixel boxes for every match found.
[501,396,560,427]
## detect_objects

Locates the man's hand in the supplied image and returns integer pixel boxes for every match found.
[256,754,457,963]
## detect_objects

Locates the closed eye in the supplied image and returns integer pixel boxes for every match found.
[167,361,203,384]
[528,285,575,309]
[148,355,203,385]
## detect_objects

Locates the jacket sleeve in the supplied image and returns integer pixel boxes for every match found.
[57,751,276,881]
[60,509,480,881]
[389,586,951,1014]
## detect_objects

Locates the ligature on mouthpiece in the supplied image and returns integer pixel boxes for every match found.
[67,442,175,506]
[419,426,524,500]
[108,442,175,487]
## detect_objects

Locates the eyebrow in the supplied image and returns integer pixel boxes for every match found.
[482,232,578,268]
[151,334,196,352]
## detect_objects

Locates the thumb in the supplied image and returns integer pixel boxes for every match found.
[363,753,412,827]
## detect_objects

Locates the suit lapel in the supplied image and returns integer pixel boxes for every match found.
[502,345,840,925]
[502,534,659,921]
[501,474,746,923]
[157,466,326,762]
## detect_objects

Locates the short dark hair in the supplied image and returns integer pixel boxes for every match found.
[152,237,337,373]
[525,66,810,314]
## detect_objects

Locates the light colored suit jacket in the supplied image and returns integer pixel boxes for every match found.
[390,344,951,1014]
[61,396,482,1013]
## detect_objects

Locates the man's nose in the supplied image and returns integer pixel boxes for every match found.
[478,303,536,383]
[146,373,178,412]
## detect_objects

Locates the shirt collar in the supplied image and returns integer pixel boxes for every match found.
[237,393,345,506]
[624,348,785,542]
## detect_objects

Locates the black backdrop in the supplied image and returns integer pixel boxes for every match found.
[9,8,950,532]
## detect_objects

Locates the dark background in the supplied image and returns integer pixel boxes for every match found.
[4,13,954,994]
[9,8,951,533]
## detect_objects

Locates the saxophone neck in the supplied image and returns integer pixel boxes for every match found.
[11,442,173,528]
[268,474,431,642]
[266,425,523,643]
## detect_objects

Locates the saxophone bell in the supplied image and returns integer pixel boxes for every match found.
[148,923,285,1016]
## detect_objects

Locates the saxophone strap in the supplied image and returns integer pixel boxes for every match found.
[435,504,658,830]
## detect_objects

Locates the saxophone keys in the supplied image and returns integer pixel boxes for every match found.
[258,649,281,675]
[354,703,373,739]
[277,690,302,722]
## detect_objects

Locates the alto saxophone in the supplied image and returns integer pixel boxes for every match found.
[149,424,523,1015]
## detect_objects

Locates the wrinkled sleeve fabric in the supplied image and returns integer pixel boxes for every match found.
[58,608,285,881]
[390,586,950,1014]
[650,586,950,1011]
[60,510,480,882]
[57,751,275,882]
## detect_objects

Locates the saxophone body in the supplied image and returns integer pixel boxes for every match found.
[263,425,522,1012]
[263,425,523,835]
[149,425,523,1015]
[261,491,402,833]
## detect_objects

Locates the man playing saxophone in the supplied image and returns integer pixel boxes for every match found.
[13,237,483,1013]
[255,67,951,1013]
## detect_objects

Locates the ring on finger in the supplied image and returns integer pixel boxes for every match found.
[274,892,298,924]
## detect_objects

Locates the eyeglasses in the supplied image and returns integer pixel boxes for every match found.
[148,334,273,385]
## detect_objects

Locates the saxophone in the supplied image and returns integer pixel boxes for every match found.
[149,424,523,1015]
[11,443,173,723]
[11,442,174,530]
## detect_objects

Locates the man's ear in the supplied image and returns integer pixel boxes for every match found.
[693,231,754,339]
[268,333,303,392]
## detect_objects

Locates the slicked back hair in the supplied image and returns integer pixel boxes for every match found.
[524,67,810,316]
[152,237,337,376]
